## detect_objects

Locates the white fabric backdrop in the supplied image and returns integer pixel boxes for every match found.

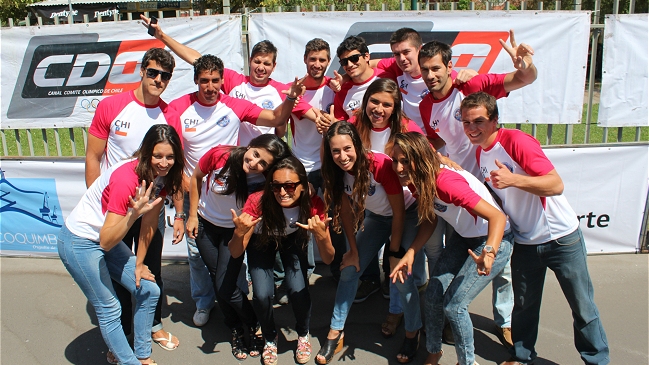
[1,15,243,129]
[598,14,649,127]
[248,11,591,124]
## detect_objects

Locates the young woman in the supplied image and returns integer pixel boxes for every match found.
[228,156,335,365]
[314,121,422,364]
[389,132,514,365]
[350,77,428,345]
[186,134,289,361]
[58,124,184,365]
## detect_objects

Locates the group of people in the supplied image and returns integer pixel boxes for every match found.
[57,15,610,365]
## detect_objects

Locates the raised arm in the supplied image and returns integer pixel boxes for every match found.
[501,29,538,92]
[256,77,305,127]
[140,14,202,65]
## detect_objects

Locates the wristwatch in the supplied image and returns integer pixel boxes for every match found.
[387,246,406,259]
[484,245,496,256]
[174,212,187,220]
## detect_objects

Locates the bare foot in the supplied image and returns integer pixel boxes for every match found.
[423,350,443,365]
[151,329,179,350]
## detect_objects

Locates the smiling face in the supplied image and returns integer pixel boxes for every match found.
[329,134,357,172]
[420,54,452,99]
[140,60,171,100]
[151,142,175,176]
[271,168,304,208]
[195,69,222,105]
[390,145,411,186]
[242,147,274,174]
[391,40,420,76]
[462,105,499,149]
[365,91,396,129]
[339,50,370,81]
[249,53,276,85]
[305,49,330,81]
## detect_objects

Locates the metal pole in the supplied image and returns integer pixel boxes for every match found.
[68,0,74,23]
[584,0,600,143]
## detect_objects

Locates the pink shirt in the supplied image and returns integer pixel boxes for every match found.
[243,191,326,235]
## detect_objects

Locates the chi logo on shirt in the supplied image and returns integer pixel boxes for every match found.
[113,120,130,136]
[454,108,461,121]
[430,119,440,133]
[344,184,352,193]
[481,166,489,180]
[217,115,230,127]
[234,90,246,99]
[262,100,274,109]
[347,100,360,111]
[434,202,448,212]
[368,184,376,196]
[399,80,409,94]
[184,118,199,132]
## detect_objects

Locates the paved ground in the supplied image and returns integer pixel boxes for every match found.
[1,253,647,365]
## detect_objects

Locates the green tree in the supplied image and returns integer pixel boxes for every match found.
[0,0,38,26]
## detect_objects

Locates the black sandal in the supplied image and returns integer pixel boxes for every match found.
[315,331,344,365]
[396,330,420,364]
[248,324,264,358]
[231,327,248,361]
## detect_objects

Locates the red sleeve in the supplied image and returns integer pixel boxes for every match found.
[376,58,399,80]
[370,153,402,195]
[88,93,130,140]
[499,129,555,177]
[333,88,349,121]
[197,146,230,174]
[404,119,424,134]
[310,195,327,220]
[242,191,263,218]
[105,164,138,216]
[418,95,440,139]
[221,68,247,95]
[436,169,481,210]
[459,73,509,99]
[222,94,263,125]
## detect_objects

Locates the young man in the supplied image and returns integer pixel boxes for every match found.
[85,47,182,354]
[417,31,537,349]
[166,54,304,326]
[461,91,609,365]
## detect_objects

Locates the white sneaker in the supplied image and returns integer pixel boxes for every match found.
[193,308,211,327]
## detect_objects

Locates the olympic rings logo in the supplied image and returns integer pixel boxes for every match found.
[80,98,100,113]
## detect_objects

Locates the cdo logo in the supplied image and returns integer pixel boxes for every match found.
[8,34,164,119]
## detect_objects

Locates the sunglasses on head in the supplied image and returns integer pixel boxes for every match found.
[145,68,173,81]
[270,182,300,193]
[339,53,364,66]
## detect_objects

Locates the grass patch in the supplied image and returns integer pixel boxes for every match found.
[1,104,647,157]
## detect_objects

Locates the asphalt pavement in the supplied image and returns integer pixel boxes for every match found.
[1,253,647,365]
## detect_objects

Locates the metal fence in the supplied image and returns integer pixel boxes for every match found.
[1,1,647,157]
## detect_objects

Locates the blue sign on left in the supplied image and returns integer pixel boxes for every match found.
[0,169,62,254]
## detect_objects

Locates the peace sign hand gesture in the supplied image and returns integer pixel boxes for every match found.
[499,29,535,71]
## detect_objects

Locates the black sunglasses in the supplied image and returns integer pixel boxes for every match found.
[339,53,364,66]
[270,182,300,193]
[145,68,173,81]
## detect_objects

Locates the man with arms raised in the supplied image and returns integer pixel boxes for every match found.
[85,47,183,356]
[461,91,609,365]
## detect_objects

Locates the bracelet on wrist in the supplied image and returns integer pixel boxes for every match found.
[387,246,406,259]
[174,212,187,220]
[286,95,297,101]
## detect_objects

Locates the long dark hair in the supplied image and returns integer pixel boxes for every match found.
[321,121,370,234]
[353,78,409,155]
[258,156,310,250]
[215,134,289,207]
[133,124,184,199]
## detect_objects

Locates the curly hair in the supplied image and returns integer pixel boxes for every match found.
[257,156,311,250]
[193,54,224,81]
[393,132,441,224]
[321,121,370,234]
[132,124,184,200]
[353,78,409,155]
[214,134,290,207]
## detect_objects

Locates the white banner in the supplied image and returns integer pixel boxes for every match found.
[544,145,648,253]
[598,14,649,127]
[1,15,243,129]
[2,144,647,257]
[0,159,188,258]
[248,11,590,124]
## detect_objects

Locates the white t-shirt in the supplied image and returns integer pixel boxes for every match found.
[167,92,263,178]
[477,128,578,244]
[333,68,384,120]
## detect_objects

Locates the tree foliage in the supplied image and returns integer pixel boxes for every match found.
[1,0,38,25]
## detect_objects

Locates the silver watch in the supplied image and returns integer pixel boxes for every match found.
[484,245,496,255]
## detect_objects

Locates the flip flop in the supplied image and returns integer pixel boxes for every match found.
[152,332,178,351]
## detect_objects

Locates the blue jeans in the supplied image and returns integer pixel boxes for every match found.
[492,259,513,328]
[388,246,426,315]
[425,230,514,365]
[183,193,217,310]
[331,205,422,332]
[58,224,159,365]
[247,231,311,340]
[508,228,609,365]
[195,216,257,331]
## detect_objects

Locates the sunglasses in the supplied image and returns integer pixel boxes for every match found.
[339,53,364,67]
[270,182,300,193]
[145,68,173,81]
